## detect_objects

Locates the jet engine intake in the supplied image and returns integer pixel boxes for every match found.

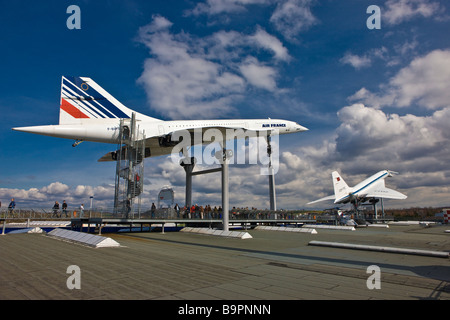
[158,134,179,147]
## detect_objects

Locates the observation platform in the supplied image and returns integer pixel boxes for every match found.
[69,217,317,235]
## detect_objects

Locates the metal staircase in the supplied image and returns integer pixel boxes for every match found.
[113,113,146,218]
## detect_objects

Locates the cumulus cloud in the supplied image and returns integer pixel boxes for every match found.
[136,16,290,119]
[388,49,450,108]
[187,0,317,42]
[245,103,448,209]
[40,182,70,195]
[340,53,372,69]
[137,19,243,119]
[0,182,115,208]
[0,182,70,204]
[270,0,318,41]
[340,47,389,70]
[334,104,450,168]
[384,0,443,25]
[350,49,450,110]
[188,0,269,16]
[239,58,278,91]
[294,103,450,207]
[250,27,291,62]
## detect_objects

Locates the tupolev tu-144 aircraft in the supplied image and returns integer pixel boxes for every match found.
[308,170,407,207]
[13,76,308,161]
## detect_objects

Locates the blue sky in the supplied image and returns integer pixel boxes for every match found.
[1,0,450,210]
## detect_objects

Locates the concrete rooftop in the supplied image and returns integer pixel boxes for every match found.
[0,224,449,300]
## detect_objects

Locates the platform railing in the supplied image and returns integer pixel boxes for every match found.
[0,207,316,221]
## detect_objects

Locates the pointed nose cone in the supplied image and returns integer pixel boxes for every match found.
[12,125,55,135]
[13,126,37,133]
[296,124,308,132]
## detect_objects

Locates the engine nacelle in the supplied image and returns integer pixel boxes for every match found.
[158,134,179,147]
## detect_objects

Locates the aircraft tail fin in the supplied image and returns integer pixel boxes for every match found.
[59,76,159,124]
[332,171,351,202]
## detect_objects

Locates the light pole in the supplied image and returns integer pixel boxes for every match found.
[90,196,94,218]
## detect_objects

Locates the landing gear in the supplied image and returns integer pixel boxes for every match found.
[72,139,83,147]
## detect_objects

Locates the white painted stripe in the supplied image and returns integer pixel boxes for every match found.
[180,227,252,239]
[62,87,108,118]
[308,241,449,258]
[62,84,119,119]
[62,88,100,118]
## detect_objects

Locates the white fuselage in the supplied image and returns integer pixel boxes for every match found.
[14,118,307,145]
[336,171,390,204]
[13,76,309,160]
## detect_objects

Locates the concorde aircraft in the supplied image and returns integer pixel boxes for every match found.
[13,76,308,160]
[308,170,407,207]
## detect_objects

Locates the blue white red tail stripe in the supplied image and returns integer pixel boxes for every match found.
[61,81,108,119]
[61,78,110,120]
[59,76,130,124]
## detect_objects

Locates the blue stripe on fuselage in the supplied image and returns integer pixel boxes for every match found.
[336,172,388,203]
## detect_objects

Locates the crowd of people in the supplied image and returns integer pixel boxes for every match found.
[172,204,224,219]
[51,200,78,218]
[2,197,276,220]
[1,198,85,218]
[172,204,269,220]
[50,201,88,218]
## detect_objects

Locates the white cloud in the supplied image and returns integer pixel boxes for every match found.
[0,187,47,203]
[384,0,442,25]
[74,185,95,197]
[188,0,269,16]
[389,49,450,109]
[340,53,372,69]
[302,51,450,209]
[250,27,291,62]
[0,182,115,208]
[270,0,318,41]
[187,0,318,42]
[137,21,244,119]
[239,58,278,91]
[334,104,450,165]
[281,151,309,171]
[340,47,389,70]
[145,14,173,32]
[350,49,450,110]
[394,40,419,56]
[280,103,450,209]
[40,182,70,195]
[136,16,290,119]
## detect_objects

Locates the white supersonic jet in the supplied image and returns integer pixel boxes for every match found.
[13,76,308,160]
[308,170,407,206]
